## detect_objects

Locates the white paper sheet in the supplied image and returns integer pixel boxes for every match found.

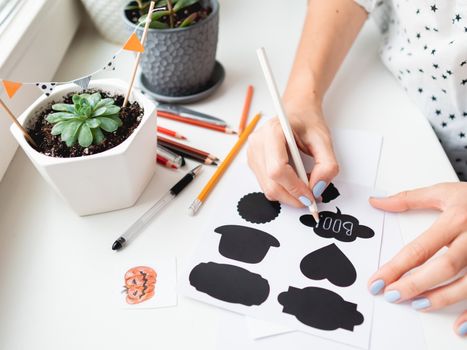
[182,162,384,349]
[217,214,426,350]
[330,128,383,188]
[236,125,383,188]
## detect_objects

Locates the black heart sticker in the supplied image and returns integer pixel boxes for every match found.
[300,243,357,287]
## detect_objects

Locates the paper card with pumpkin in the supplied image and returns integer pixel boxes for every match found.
[114,257,177,309]
[181,161,384,350]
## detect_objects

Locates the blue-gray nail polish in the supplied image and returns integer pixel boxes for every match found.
[384,290,401,303]
[370,195,386,199]
[458,322,467,336]
[313,180,327,198]
[299,196,312,206]
[369,279,385,295]
[411,298,431,310]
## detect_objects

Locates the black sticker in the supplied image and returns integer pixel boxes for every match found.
[237,192,281,224]
[321,183,340,203]
[215,225,280,263]
[189,262,270,306]
[278,286,364,331]
[300,243,356,287]
[300,207,375,242]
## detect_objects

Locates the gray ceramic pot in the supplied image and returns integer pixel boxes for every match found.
[124,0,219,97]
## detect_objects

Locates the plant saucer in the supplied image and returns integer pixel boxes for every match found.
[137,61,225,104]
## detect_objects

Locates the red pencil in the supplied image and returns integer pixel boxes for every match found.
[157,110,237,134]
[158,136,219,161]
[238,85,254,134]
[157,126,187,140]
[156,154,179,169]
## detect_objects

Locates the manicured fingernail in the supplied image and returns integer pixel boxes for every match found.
[299,196,312,206]
[370,195,386,199]
[458,322,467,336]
[312,180,327,198]
[384,290,401,303]
[369,279,385,295]
[411,298,431,310]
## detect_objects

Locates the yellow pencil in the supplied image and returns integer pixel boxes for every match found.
[188,113,262,215]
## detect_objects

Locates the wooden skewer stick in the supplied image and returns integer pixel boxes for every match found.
[123,1,156,108]
[0,97,37,148]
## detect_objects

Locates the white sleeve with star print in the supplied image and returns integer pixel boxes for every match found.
[353,0,375,12]
[352,0,467,180]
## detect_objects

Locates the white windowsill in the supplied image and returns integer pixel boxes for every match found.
[0,0,82,182]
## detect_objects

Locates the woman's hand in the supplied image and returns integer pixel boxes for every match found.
[247,104,339,208]
[367,182,467,337]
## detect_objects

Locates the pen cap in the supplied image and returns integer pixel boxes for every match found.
[157,145,184,167]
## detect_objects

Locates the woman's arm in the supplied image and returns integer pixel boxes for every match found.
[248,0,367,207]
[284,0,367,106]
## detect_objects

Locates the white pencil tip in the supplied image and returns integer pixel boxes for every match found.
[188,199,202,216]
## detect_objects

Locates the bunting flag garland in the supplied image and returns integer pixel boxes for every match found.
[123,32,145,53]
[36,82,57,97]
[73,75,92,90]
[0,13,152,99]
[102,55,117,71]
[2,80,22,98]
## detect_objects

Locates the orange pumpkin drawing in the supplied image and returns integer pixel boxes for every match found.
[123,266,157,304]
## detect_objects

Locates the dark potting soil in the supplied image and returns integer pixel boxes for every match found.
[28,91,144,158]
[126,2,212,28]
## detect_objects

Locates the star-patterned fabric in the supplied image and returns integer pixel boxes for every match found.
[355,0,467,180]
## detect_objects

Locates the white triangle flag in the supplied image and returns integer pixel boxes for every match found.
[73,75,92,90]
[36,82,57,97]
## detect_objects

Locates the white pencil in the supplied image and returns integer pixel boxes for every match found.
[256,47,319,223]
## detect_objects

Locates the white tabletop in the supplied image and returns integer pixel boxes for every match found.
[0,1,462,349]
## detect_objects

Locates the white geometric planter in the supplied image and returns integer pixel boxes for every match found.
[10,79,157,216]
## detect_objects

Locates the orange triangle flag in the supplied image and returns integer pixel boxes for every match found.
[2,80,22,98]
[123,33,144,53]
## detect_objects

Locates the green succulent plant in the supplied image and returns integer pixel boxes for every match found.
[127,0,203,29]
[46,93,122,148]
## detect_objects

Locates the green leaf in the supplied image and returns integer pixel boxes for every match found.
[87,93,101,108]
[46,112,77,123]
[72,94,82,105]
[95,98,114,109]
[61,120,82,147]
[152,9,170,20]
[92,127,105,145]
[101,105,120,116]
[86,118,101,128]
[125,2,149,10]
[107,115,123,127]
[51,121,67,135]
[93,107,107,117]
[179,12,197,27]
[96,117,119,132]
[52,103,75,113]
[78,123,93,148]
[156,0,182,7]
[139,9,170,24]
[125,4,139,10]
[149,20,169,29]
[156,0,168,6]
[173,0,199,12]
[79,93,91,100]
[81,104,92,117]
